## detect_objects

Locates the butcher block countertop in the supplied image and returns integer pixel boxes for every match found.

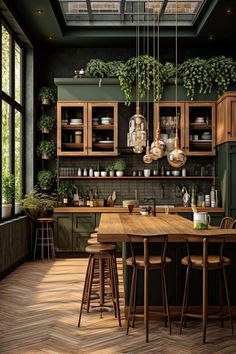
[54,207,224,213]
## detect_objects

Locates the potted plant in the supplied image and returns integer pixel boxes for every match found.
[37,114,56,133]
[22,189,56,219]
[37,170,55,191]
[106,163,115,177]
[113,159,126,177]
[37,140,56,159]
[2,174,15,218]
[94,162,100,177]
[38,86,56,105]
[57,181,76,206]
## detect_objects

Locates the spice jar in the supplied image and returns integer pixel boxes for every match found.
[75,131,82,144]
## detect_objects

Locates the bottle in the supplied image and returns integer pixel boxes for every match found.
[86,191,90,207]
[78,168,82,177]
[89,190,94,207]
[210,185,215,207]
[89,168,93,177]
[83,168,88,177]
[161,166,165,176]
[182,168,186,177]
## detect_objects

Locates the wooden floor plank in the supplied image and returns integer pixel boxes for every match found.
[0,258,236,354]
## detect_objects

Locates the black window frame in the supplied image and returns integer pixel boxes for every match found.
[0,16,26,221]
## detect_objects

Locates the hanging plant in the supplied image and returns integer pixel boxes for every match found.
[36,140,56,159]
[38,87,56,105]
[85,59,108,78]
[37,114,56,133]
[207,56,236,95]
[106,61,124,78]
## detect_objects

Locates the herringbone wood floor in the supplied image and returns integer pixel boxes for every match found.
[0,258,236,354]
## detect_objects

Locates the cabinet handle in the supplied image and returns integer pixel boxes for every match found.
[186,147,189,150]
[58,147,61,150]
[88,147,92,150]
[228,132,231,135]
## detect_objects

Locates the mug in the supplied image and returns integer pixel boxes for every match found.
[144,169,151,177]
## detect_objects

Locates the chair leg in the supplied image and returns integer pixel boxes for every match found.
[78,255,92,327]
[180,265,190,335]
[162,267,171,335]
[222,266,234,335]
[127,266,136,335]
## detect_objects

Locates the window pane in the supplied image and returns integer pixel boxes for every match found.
[15,43,22,103]
[2,100,11,205]
[2,26,10,95]
[15,110,22,203]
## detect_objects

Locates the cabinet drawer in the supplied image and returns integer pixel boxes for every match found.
[73,213,95,233]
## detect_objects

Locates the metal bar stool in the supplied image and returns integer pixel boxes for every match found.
[34,218,55,261]
[180,234,234,343]
[126,234,172,343]
[78,243,121,327]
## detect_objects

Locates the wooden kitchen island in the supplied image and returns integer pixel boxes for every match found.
[98,213,236,312]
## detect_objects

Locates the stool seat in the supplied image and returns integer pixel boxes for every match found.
[94,227,99,232]
[87,238,99,245]
[90,232,98,238]
[85,243,116,253]
[36,218,54,223]
[126,256,172,268]
[181,255,231,268]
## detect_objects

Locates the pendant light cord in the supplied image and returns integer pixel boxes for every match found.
[175,0,178,138]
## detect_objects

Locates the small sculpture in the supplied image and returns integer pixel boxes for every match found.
[182,186,190,207]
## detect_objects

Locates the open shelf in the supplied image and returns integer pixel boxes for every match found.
[62,124,84,130]
[92,124,114,130]
[58,176,216,180]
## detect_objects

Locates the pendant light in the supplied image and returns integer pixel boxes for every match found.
[167,0,187,168]
[143,8,153,164]
[130,0,147,154]
[150,10,166,160]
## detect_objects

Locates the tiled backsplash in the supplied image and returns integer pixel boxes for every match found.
[59,155,216,206]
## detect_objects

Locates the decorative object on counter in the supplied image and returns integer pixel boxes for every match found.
[22,188,56,218]
[57,181,76,206]
[190,184,197,207]
[140,207,149,216]
[153,169,159,176]
[138,170,143,177]
[74,68,85,78]
[197,192,204,207]
[94,171,100,177]
[166,169,171,176]
[36,140,56,159]
[182,168,186,176]
[78,168,82,177]
[167,12,187,169]
[75,131,83,144]
[123,199,139,208]
[37,114,56,133]
[171,170,180,176]
[37,170,55,191]
[210,185,216,207]
[161,165,165,176]
[144,169,151,177]
[182,186,190,207]
[101,171,107,177]
[38,86,56,105]
[106,163,115,177]
[83,168,88,177]
[89,168,93,177]
[113,158,126,177]
[127,204,134,214]
[2,174,14,218]
[205,194,210,207]
[193,212,210,230]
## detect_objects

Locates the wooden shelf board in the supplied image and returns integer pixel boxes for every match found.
[62,143,84,149]
[92,124,114,130]
[190,124,212,130]
[58,176,216,180]
[62,125,84,129]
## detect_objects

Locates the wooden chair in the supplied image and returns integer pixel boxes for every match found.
[231,220,236,229]
[126,234,172,343]
[180,234,234,343]
[78,243,121,327]
[220,216,234,229]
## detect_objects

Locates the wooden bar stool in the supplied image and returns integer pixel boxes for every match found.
[180,234,234,343]
[34,218,55,261]
[78,243,121,327]
[126,234,172,343]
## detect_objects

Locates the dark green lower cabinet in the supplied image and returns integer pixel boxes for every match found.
[54,213,73,251]
[73,213,96,252]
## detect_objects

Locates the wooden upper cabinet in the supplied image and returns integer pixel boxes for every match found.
[185,102,216,156]
[57,101,118,156]
[87,102,118,156]
[216,92,236,145]
[57,102,88,156]
[153,102,185,154]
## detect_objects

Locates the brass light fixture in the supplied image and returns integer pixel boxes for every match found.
[167,0,187,168]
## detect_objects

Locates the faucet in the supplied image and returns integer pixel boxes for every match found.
[144,197,156,216]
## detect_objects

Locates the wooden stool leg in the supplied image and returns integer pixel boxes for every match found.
[99,258,105,318]
[219,269,224,328]
[132,266,138,328]
[86,257,95,313]
[78,255,92,327]
[46,223,50,261]
[127,266,136,335]
[144,264,149,343]
[110,255,121,327]
[222,266,234,335]
[162,267,171,335]
[50,226,56,259]
[180,265,190,335]
[34,228,38,260]
[161,270,167,328]
[41,225,44,261]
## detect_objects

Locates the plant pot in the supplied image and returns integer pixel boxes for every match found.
[42,98,50,105]
[42,153,50,160]
[109,171,115,177]
[101,171,107,177]
[94,171,100,177]
[116,171,124,177]
[15,202,22,214]
[42,128,49,134]
[2,203,12,218]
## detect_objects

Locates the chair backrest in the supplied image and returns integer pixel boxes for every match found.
[231,219,236,229]
[220,216,233,229]
[127,233,168,266]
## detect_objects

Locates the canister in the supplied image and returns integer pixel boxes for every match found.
[75,131,82,144]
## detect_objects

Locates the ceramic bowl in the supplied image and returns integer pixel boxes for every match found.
[140,211,149,216]
[172,170,180,176]
[100,171,107,177]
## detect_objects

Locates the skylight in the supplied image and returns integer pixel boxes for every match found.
[58,0,205,27]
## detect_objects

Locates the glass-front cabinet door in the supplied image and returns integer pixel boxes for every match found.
[57,102,88,156]
[87,102,118,156]
[185,102,216,156]
[154,102,185,154]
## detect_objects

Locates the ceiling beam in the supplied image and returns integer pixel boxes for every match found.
[86,0,92,21]
[159,0,168,18]
[120,0,126,21]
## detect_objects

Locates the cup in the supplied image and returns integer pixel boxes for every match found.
[127,204,134,214]
[193,135,199,140]
[144,169,151,177]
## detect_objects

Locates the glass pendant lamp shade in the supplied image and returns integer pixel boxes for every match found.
[151,128,166,160]
[129,106,146,153]
[143,142,153,163]
[167,136,187,167]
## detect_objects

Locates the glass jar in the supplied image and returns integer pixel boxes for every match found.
[75,131,82,144]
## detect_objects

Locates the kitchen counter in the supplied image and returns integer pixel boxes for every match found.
[54,206,224,213]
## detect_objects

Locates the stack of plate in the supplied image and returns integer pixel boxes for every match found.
[195,117,205,124]
[92,118,99,125]
[101,117,113,125]
[62,120,68,125]
[70,118,82,125]
[201,132,211,140]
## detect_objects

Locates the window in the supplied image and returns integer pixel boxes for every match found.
[1,20,25,219]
